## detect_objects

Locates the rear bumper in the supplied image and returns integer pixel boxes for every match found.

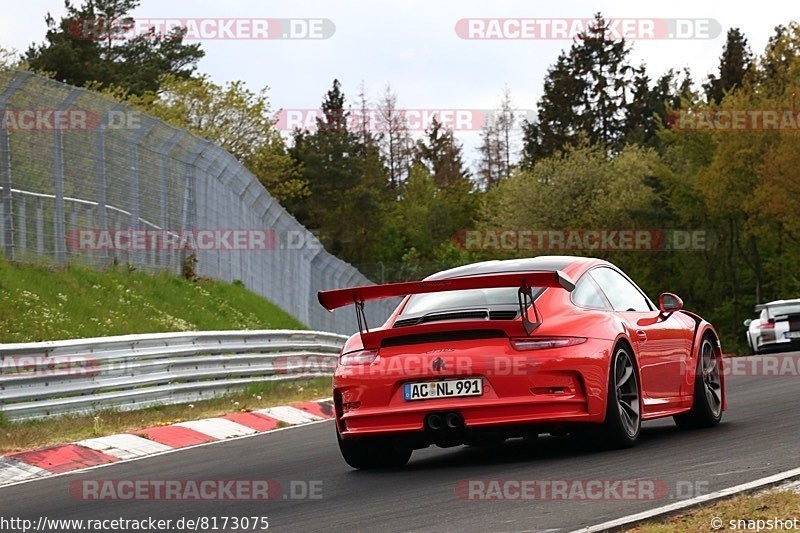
[334,338,612,438]
[340,397,597,433]
[756,337,800,353]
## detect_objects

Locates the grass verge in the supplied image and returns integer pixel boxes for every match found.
[629,487,800,532]
[0,259,304,343]
[0,377,331,453]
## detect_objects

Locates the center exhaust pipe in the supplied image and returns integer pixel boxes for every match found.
[427,412,464,431]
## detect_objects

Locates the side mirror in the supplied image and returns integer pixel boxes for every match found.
[658,292,683,315]
[744,319,753,327]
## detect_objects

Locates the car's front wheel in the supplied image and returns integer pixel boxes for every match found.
[336,426,412,469]
[674,335,723,429]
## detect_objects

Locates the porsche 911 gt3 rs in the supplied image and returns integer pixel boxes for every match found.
[745,299,800,354]
[318,256,725,469]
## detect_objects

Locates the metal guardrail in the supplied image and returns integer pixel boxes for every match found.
[0,330,347,420]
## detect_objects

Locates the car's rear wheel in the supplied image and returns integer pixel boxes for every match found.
[599,345,641,448]
[336,426,412,469]
[674,335,723,429]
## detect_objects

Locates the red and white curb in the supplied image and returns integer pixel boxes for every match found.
[0,400,334,488]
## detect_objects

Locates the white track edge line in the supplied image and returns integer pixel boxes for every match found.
[0,418,334,491]
[569,466,800,533]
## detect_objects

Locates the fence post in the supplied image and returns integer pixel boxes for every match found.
[0,71,32,260]
[35,197,43,254]
[95,103,127,267]
[181,140,210,271]
[128,116,156,269]
[159,130,184,269]
[53,87,84,264]
[210,156,236,279]
[16,194,25,255]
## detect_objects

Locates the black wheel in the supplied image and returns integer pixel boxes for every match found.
[598,345,641,449]
[674,336,723,429]
[336,426,411,469]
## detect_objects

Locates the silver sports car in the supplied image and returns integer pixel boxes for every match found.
[745,299,800,354]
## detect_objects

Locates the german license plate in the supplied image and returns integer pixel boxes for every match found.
[786,331,800,338]
[403,378,482,401]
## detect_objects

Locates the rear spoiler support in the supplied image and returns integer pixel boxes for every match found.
[518,284,540,335]
[354,298,369,334]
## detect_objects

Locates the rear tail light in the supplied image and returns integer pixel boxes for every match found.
[339,349,378,366]
[759,321,775,330]
[511,337,587,351]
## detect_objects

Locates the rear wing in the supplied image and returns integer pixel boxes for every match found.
[318,270,576,337]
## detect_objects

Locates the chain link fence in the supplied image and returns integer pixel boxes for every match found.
[0,70,396,335]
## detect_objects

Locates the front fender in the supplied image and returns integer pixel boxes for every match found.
[685,317,727,412]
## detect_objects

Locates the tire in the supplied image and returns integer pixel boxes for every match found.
[336,426,412,469]
[598,344,641,449]
[747,335,755,355]
[674,335,723,429]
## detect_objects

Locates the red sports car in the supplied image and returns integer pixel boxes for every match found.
[318,256,725,469]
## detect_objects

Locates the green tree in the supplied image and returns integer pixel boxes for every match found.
[571,13,634,150]
[389,163,478,267]
[25,0,203,95]
[489,142,657,232]
[377,84,413,190]
[704,28,752,104]
[414,117,470,189]
[624,67,696,149]
[521,14,634,165]
[521,51,582,165]
[124,74,304,204]
[756,23,800,99]
[289,80,393,264]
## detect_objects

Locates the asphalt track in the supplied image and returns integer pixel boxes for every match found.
[1,355,799,533]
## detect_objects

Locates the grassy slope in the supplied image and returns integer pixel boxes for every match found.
[0,260,305,342]
[630,489,800,532]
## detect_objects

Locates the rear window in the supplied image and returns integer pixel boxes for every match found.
[400,287,536,317]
